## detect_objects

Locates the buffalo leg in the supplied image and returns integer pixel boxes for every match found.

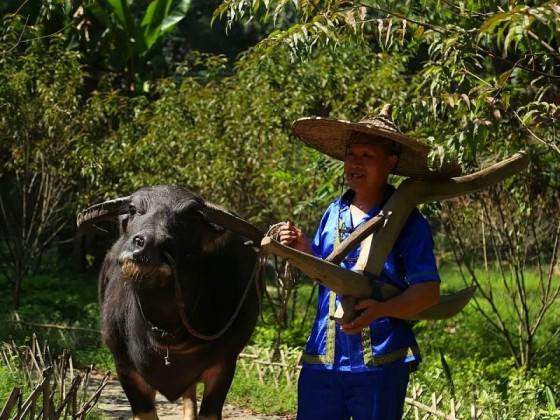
[118,368,158,419]
[198,362,236,420]
[182,382,198,420]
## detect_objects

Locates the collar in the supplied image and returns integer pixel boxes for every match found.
[338,184,395,219]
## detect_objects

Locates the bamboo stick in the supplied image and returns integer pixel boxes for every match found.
[0,387,21,419]
[7,320,100,334]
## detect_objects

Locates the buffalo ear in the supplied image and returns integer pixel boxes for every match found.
[176,201,232,254]
[184,207,228,254]
[200,218,229,254]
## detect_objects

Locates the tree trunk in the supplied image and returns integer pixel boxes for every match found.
[14,271,22,309]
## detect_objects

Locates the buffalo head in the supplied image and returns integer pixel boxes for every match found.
[77,185,263,286]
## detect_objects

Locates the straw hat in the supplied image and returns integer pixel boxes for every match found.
[292,105,461,178]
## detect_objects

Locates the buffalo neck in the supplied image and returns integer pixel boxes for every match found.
[134,281,184,341]
[132,241,251,342]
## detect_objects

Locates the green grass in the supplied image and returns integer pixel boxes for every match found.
[228,371,297,415]
[438,262,554,294]
[0,364,26,404]
[420,263,560,365]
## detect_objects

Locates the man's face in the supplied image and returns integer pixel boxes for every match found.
[344,142,397,195]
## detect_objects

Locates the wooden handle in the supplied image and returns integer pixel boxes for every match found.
[260,237,373,298]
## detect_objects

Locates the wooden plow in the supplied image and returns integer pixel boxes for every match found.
[259,152,529,323]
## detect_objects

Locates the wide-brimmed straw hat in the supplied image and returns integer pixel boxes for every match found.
[292,105,461,178]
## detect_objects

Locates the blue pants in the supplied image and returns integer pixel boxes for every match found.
[297,365,410,420]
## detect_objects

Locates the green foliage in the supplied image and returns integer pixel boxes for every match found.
[440,180,560,368]
[0,15,84,177]
[413,355,560,419]
[0,13,100,306]
[214,0,560,165]
[74,346,116,373]
[2,0,276,93]
[418,265,560,367]
[87,0,192,91]
[80,38,467,232]
[0,269,102,369]
[251,281,316,348]
[83,46,372,232]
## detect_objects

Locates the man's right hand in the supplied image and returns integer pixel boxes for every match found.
[278,221,312,254]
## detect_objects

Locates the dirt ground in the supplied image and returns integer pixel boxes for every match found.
[94,377,293,420]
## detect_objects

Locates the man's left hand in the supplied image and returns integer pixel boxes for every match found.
[340,282,440,334]
[340,299,384,335]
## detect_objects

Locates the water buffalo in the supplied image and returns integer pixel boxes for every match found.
[77,185,264,420]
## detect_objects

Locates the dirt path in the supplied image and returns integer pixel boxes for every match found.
[94,377,292,419]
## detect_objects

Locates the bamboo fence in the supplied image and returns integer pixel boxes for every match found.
[238,345,302,388]
[0,335,109,420]
[0,327,485,419]
[238,345,484,419]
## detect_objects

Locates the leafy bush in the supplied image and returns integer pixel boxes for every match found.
[0,269,103,369]
[0,13,132,308]
[412,355,560,419]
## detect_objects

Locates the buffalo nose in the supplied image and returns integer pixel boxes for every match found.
[132,235,146,249]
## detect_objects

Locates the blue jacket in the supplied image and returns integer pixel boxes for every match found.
[301,188,440,372]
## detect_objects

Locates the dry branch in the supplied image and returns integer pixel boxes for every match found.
[8,319,100,333]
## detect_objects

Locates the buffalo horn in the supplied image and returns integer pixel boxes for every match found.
[203,202,264,244]
[76,196,131,229]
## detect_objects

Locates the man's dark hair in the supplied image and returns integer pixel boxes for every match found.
[347,131,401,156]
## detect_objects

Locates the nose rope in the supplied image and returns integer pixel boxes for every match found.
[164,250,261,341]
[259,222,301,327]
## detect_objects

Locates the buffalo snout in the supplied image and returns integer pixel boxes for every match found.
[130,232,156,263]
[118,230,173,283]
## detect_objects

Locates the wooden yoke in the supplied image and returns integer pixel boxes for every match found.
[261,152,529,323]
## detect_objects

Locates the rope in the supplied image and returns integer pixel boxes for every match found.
[150,221,298,341]
[165,250,261,341]
[264,222,300,290]
[262,222,300,322]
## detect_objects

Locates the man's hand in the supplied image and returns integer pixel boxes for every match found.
[340,282,440,335]
[278,221,312,254]
[340,299,383,335]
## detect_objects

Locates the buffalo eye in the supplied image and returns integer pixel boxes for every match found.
[129,205,137,216]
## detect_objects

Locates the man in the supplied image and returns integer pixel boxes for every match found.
[279,105,450,419]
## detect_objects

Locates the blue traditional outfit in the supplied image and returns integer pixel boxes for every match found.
[297,187,440,420]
